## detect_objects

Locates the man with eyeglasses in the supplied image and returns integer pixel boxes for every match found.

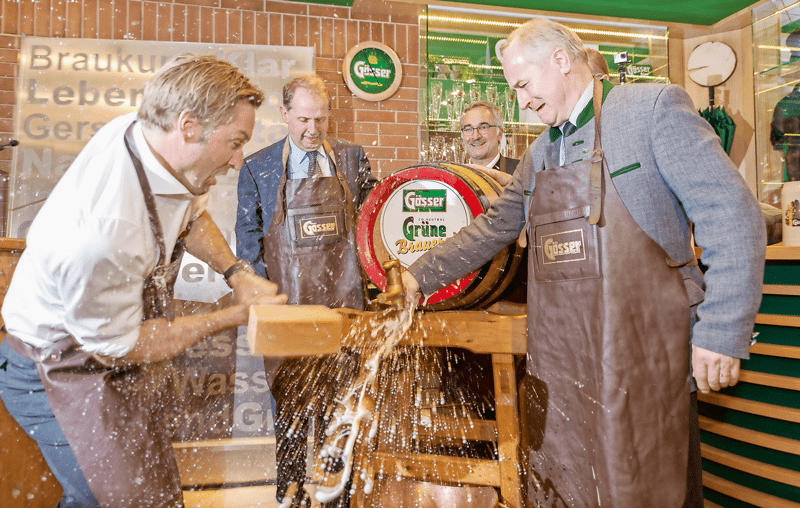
[460,100,519,176]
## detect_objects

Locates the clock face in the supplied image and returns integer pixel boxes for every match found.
[343,41,403,101]
[687,41,737,87]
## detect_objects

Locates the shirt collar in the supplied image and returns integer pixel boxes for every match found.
[132,121,193,197]
[288,136,326,176]
[549,79,614,143]
[475,152,501,169]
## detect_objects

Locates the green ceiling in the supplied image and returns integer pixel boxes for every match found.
[303,0,765,26]
[439,0,759,26]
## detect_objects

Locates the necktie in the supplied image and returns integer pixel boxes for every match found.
[559,122,576,165]
[308,150,321,178]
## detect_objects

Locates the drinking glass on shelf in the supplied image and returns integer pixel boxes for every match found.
[446,102,459,131]
[430,80,443,119]
[469,83,481,104]
[451,82,465,119]
[503,89,517,123]
[485,84,498,105]
[504,134,517,159]
[430,136,445,161]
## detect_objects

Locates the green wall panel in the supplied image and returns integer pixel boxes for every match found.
[764,261,800,285]
[740,353,800,378]
[700,431,800,472]
[715,382,800,409]
[759,293,800,316]
[752,324,800,347]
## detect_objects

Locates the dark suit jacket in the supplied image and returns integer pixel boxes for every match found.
[494,155,519,175]
[235,136,377,277]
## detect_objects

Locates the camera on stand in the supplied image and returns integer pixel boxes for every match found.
[614,52,629,84]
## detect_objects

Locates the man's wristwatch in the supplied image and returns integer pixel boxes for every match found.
[223,259,256,286]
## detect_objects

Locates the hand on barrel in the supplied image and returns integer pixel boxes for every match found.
[401,270,422,310]
[230,271,288,306]
[692,345,740,394]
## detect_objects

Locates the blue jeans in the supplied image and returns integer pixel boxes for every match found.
[0,339,99,508]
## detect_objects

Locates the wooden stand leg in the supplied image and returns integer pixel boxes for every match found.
[492,353,523,508]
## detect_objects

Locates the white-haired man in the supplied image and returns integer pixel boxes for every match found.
[399,18,765,508]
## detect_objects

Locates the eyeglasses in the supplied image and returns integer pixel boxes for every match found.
[461,124,499,135]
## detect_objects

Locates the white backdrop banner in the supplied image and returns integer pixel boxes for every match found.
[10,37,314,302]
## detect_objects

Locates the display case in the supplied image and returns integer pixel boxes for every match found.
[753,0,800,208]
[419,7,670,163]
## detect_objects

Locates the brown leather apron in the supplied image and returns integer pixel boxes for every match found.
[262,139,366,310]
[7,123,186,507]
[520,80,690,507]
[264,140,367,506]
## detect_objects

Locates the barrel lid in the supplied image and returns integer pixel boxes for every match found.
[357,164,488,305]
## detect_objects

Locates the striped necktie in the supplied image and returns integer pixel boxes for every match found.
[308,150,321,178]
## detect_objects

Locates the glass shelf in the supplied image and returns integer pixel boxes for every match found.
[418,6,669,164]
[753,0,800,207]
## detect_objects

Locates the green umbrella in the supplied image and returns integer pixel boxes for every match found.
[699,105,735,155]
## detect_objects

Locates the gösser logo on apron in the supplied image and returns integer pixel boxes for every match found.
[262,139,366,310]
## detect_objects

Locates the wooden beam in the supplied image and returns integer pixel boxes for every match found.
[755,314,800,328]
[337,308,528,355]
[763,284,800,296]
[699,415,800,456]
[749,342,800,360]
[702,443,800,488]
[739,370,800,391]
[697,392,800,424]
[765,245,800,261]
[703,472,800,508]
[417,414,497,442]
[373,451,501,487]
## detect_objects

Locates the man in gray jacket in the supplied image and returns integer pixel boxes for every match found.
[401,18,765,508]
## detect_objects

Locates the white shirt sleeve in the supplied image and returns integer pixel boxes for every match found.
[54,213,149,357]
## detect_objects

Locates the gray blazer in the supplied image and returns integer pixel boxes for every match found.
[409,82,765,359]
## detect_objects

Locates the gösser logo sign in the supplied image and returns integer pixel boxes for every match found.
[342,41,403,102]
[402,189,446,212]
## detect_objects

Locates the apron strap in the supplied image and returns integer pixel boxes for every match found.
[588,77,604,225]
[124,123,167,268]
[273,138,292,225]
[123,122,177,322]
[324,140,357,234]
[517,159,545,249]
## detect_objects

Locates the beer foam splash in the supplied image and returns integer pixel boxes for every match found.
[275,300,501,506]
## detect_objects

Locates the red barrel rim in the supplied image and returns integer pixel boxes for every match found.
[357,163,488,305]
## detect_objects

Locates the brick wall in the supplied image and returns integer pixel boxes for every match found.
[0,0,422,231]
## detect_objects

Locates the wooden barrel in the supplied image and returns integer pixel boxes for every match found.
[357,162,523,311]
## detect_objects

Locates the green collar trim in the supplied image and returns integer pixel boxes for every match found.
[549,79,614,143]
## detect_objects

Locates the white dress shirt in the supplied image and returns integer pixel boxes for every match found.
[287,136,330,179]
[559,81,594,165]
[3,112,207,357]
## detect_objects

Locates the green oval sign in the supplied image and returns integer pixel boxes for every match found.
[350,48,396,94]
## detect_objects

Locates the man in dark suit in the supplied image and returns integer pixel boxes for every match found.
[235,74,377,508]
[460,100,519,174]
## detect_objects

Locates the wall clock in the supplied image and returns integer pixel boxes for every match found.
[342,41,403,101]
[687,41,737,87]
